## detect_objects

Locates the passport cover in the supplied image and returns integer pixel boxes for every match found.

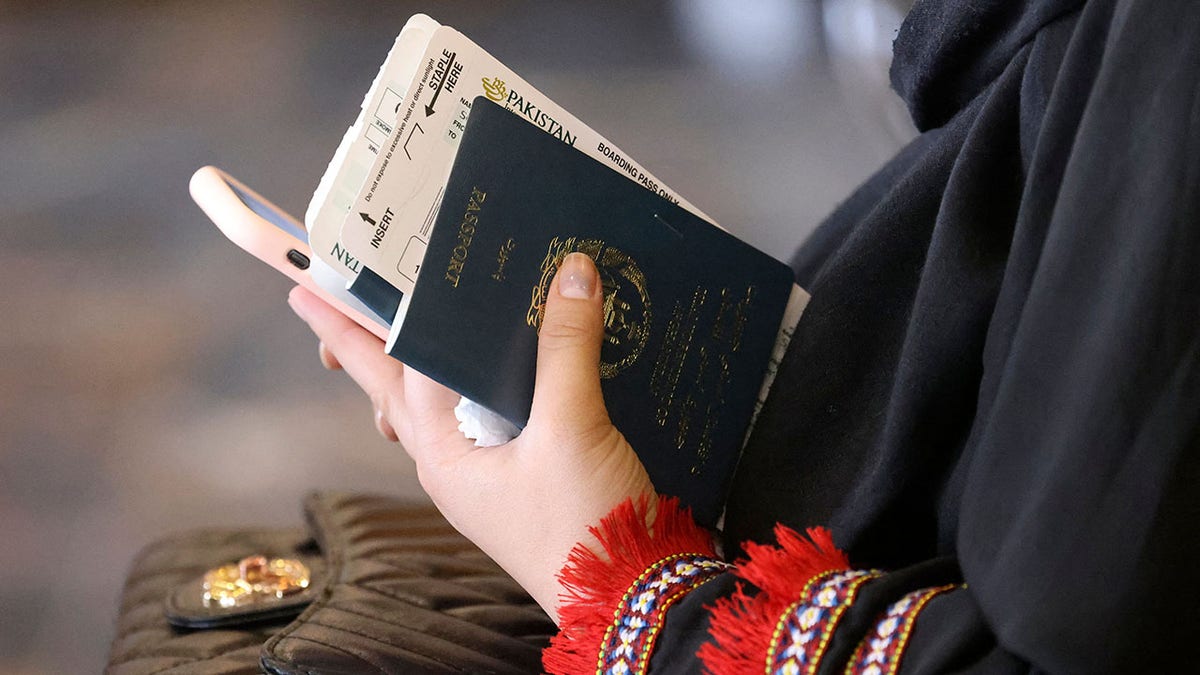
[389,98,793,526]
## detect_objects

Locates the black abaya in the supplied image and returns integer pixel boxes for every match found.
[649,0,1200,671]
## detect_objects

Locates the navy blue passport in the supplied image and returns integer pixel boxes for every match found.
[389,98,793,526]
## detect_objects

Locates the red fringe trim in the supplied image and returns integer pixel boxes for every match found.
[697,525,850,675]
[543,494,718,675]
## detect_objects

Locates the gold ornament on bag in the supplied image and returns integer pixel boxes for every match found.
[201,555,311,608]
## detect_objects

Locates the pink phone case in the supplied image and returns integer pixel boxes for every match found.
[189,166,389,340]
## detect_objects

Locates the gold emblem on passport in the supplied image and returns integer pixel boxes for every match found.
[528,237,651,378]
[202,555,311,608]
[481,77,508,102]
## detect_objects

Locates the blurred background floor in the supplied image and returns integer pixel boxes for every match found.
[0,1,913,671]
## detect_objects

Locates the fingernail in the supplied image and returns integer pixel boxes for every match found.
[318,342,339,370]
[558,252,595,299]
[375,407,399,442]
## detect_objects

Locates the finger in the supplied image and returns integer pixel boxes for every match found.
[287,286,407,429]
[528,252,610,433]
[318,341,342,370]
[403,366,476,463]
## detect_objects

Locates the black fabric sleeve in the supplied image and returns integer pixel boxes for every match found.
[633,1,1200,673]
[644,560,1028,674]
[953,1,1200,671]
[643,572,738,674]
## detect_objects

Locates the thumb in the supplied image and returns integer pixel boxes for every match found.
[529,252,611,433]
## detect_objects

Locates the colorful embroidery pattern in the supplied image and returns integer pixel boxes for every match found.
[765,569,882,675]
[596,553,730,675]
[844,584,959,675]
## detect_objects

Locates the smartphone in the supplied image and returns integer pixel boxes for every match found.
[189,166,390,340]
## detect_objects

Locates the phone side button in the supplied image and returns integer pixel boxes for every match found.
[286,250,311,270]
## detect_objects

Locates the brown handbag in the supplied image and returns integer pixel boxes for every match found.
[106,492,555,674]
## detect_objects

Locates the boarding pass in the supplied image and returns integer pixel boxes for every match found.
[305,14,439,282]
[337,24,712,295]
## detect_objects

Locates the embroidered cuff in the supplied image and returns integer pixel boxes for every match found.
[699,524,861,675]
[597,553,729,673]
[845,583,959,675]
[544,495,726,675]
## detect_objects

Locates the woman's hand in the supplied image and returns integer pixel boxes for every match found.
[287,252,655,621]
